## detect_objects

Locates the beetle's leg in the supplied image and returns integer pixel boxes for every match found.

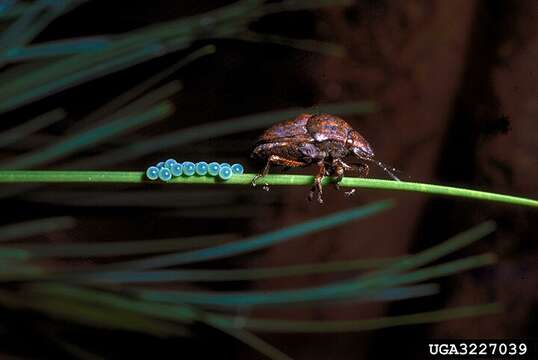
[341,161,369,176]
[308,161,325,204]
[333,164,345,190]
[345,188,356,197]
[351,163,369,177]
[334,161,368,195]
[336,159,353,171]
[331,159,351,190]
[345,163,369,196]
[252,155,307,187]
[251,159,271,187]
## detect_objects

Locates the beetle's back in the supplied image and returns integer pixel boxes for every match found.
[306,114,352,142]
[257,113,313,144]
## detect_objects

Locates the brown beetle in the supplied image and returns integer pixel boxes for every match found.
[251,113,399,204]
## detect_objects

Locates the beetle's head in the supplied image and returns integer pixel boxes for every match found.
[347,130,374,159]
[347,130,401,181]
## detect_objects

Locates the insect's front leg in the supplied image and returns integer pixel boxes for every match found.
[345,162,369,196]
[308,161,325,204]
[351,162,369,177]
[332,160,369,195]
[332,164,345,191]
[331,159,351,191]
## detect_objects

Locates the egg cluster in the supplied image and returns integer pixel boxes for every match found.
[146,159,244,182]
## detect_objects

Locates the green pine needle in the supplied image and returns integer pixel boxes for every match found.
[0,104,173,169]
[0,109,66,147]
[102,200,392,270]
[73,257,399,284]
[0,216,76,243]
[206,303,502,333]
[5,234,236,259]
[0,171,535,208]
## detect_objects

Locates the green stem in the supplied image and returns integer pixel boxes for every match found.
[0,171,536,208]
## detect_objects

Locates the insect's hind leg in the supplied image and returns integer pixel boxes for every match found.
[251,158,272,187]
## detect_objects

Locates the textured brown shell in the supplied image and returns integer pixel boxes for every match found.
[305,114,353,142]
[257,113,354,145]
[257,113,313,144]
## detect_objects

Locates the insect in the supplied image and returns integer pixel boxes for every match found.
[251,113,399,204]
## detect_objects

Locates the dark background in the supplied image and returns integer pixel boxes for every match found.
[1,0,537,359]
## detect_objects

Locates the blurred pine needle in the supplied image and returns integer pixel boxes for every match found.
[0,0,349,114]
[0,205,501,359]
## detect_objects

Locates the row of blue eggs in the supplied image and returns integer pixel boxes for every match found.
[146,159,244,182]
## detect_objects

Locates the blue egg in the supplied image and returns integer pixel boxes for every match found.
[220,162,231,168]
[182,161,196,176]
[156,161,165,169]
[158,167,172,181]
[164,158,177,169]
[208,162,220,176]
[170,163,183,177]
[231,163,244,175]
[218,165,233,180]
[195,161,208,176]
[146,166,159,180]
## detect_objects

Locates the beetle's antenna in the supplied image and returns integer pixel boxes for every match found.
[359,157,401,181]
[375,160,401,181]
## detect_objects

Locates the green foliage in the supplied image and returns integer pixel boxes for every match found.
[0,109,65,147]
[0,183,503,358]
[0,205,500,359]
[1,103,174,169]
[0,0,349,114]
[0,216,75,242]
